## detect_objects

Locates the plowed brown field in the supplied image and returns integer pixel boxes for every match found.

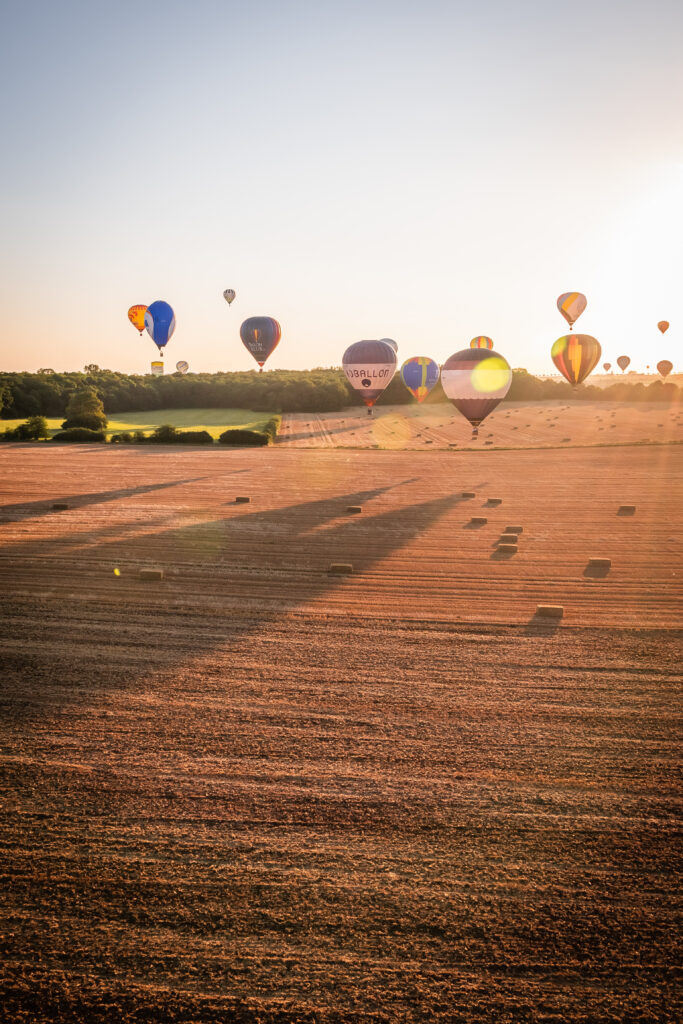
[1,429,681,1023]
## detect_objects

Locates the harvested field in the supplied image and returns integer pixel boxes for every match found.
[277,400,683,450]
[1,442,681,1023]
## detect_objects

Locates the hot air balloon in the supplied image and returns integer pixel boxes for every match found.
[400,357,440,403]
[240,316,281,371]
[145,301,176,355]
[223,289,236,305]
[127,305,147,335]
[379,338,398,352]
[150,361,164,376]
[441,347,512,438]
[557,292,587,330]
[657,360,673,378]
[176,361,189,374]
[470,336,494,350]
[658,321,669,334]
[616,355,631,373]
[551,335,601,386]
[342,340,397,415]
[603,362,611,372]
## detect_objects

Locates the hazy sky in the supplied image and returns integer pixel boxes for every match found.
[1,0,681,375]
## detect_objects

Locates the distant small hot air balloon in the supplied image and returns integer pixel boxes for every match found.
[658,320,669,334]
[657,360,673,378]
[379,338,398,353]
[441,347,512,438]
[551,335,601,386]
[342,340,397,415]
[145,301,176,355]
[557,292,587,330]
[400,357,440,403]
[176,361,189,374]
[616,355,631,373]
[240,316,281,371]
[150,361,164,376]
[223,289,236,305]
[470,336,494,350]
[128,305,147,335]
[603,362,611,372]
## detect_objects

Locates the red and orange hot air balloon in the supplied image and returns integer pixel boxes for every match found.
[658,321,669,334]
[469,336,494,350]
[127,304,147,335]
[551,335,601,386]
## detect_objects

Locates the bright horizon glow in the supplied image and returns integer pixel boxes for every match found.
[1,0,682,376]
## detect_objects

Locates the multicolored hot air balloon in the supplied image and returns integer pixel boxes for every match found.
[150,361,164,376]
[557,292,587,330]
[342,340,397,415]
[176,361,189,374]
[400,357,440,403]
[145,301,176,355]
[658,321,669,334]
[127,305,147,335]
[470,336,494,350]
[223,289,236,305]
[379,338,398,352]
[657,360,673,378]
[617,355,631,373]
[441,347,512,438]
[551,335,601,386]
[603,362,611,372]
[240,316,281,371]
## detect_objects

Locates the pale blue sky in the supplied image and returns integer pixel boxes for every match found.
[1,0,682,374]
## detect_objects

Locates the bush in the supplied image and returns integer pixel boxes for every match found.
[218,428,270,446]
[262,415,281,441]
[52,427,105,442]
[176,430,214,444]
[133,430,147,443]
[110,431,134,444]
[148,424,179,443]
[61,412,109,431]
[0,415,50,441]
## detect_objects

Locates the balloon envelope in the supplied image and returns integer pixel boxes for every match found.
[223,289,236,305]
[240,316,281,369]
[603,362,611,372]
[557,292,587,329]
[400,357,440,403]
[551,334,601,386]
[379,338,398,352]
[658,320,669,334]
[617,355,631,372]
[470,336,494,350]
[145,301,176,353]
[128,304,147,334]
[342,340,397,408]
[657,360,673,378]
[150,361,164,376]
[176,360,189,374]
[441,348,512,431]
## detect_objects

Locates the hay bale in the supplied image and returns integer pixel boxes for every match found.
[486,498,502,506]
[505,525,523,534]
[328,563,353,575]
[496,543,517,554]
[140,568,164,581]
[462,491,476,498]
[536,605,564,618]
[235,496,250,504]
[499,533,519,544]
[470,516,488,526]
[618,505,636,515]
[51,502,69,510]
[347,505,362,514]
[588,557,611,569]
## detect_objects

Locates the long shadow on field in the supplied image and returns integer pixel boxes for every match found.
[1,486,469,715]
[0,479,206,524]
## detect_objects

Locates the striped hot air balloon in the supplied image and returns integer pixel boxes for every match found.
[441,348,512,438]
[469,336,494,350]
[400,357,440,403]
[551,335,601,386]
[557,292,587,330]
[342,340,397,414]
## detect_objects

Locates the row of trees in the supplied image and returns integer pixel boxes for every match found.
[0,366,680,420]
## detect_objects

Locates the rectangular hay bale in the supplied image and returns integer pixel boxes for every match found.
[328,563,353,575]
[139,569,164,581]
[505,525,523,534]
[536,605,564,618]
[347,506,362,514]
[588,557,611,569]
[235,496,250,504]
[462,491,476,498]
[51,503,69,510]
[470,516,488,526]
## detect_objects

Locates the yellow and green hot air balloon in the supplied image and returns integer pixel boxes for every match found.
[470,336,494,350]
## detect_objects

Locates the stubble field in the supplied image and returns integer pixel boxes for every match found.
[1,409,681,1022]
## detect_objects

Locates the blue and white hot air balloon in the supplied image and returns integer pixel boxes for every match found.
[145,300,176,355]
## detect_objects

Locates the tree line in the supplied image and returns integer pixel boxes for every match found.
[0,366,680,420]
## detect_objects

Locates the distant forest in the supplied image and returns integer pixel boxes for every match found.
[0,366,680,419]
